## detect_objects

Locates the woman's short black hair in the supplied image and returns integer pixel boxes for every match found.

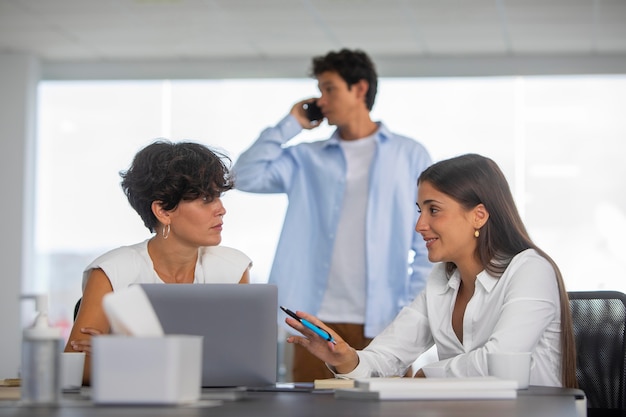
[120,140,233,232]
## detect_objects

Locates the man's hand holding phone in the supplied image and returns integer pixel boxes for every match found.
[291,98,324,129]
[303,100,323,122]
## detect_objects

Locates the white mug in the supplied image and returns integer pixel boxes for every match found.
[487,352,532,389]
[61,352,85,390]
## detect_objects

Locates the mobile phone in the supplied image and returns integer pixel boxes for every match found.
[302,101,323,122]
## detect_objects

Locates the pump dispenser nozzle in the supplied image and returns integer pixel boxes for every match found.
[21,294,61,339]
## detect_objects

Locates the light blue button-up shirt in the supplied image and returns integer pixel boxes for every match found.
[232,115,433,337]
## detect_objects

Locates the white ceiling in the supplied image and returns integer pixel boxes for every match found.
[2,0,626,79]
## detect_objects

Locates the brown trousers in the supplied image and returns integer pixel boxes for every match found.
[291,322,372,382]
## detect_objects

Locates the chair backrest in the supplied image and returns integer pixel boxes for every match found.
[568,290,626,410]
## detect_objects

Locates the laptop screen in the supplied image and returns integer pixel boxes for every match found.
[139,283,278,388]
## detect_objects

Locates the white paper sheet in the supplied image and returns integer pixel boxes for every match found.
[102,285,164,336]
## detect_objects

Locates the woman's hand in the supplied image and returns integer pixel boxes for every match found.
[69,327,103,354]
[285,311,359,374]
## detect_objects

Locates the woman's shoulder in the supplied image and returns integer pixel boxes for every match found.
[86,241,149,268]
[508,248,553,271]
[502,249,559,295]
[197,246,252,283]
[200,245,251,265]
[82,240,150,289]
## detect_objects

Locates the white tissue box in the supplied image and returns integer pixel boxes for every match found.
[91,335,203,404]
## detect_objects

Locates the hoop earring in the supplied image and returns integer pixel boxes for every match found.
[474,229,480,238]
[162,224,170,240]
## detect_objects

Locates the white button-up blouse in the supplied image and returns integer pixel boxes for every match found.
[338,249,563,387]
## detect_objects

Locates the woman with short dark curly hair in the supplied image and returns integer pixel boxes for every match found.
[65,140,251,385]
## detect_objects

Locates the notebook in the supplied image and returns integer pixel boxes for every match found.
[334,377,518,400]
[139,283,278,388]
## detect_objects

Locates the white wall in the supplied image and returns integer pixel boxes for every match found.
[0,54,39,378]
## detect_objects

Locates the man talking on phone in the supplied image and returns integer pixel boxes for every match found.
[232,48,433,382]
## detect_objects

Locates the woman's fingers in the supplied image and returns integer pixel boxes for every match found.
[293,311,341,342]
[80,327,102,336]
[69,339,92,353]
[68,327,103,353]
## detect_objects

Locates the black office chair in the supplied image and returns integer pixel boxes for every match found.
[568,291,626,416]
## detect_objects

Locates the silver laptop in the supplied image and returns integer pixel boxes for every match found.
[139,283,278,388]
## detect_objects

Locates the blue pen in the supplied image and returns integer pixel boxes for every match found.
[280,306,337,345]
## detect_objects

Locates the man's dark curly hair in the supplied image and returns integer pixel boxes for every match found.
[120,140,233,232]
[310,48,378,110]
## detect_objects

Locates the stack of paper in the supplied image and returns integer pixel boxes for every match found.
[313,378,355,389]
[335,377,518,400]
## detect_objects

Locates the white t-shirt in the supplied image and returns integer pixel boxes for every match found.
[337,249,564,387]
[318,135,376,324]
[82,239,251,291]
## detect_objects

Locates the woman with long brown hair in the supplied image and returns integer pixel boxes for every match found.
[284,153,577,388]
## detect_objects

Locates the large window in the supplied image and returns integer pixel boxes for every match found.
[35,76,626,338]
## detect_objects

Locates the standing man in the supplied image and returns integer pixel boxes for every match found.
[232,48,432,382]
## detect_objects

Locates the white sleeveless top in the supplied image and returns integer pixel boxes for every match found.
[82,239,252,291]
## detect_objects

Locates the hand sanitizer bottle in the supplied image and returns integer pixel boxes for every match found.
[20,294,62,405]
